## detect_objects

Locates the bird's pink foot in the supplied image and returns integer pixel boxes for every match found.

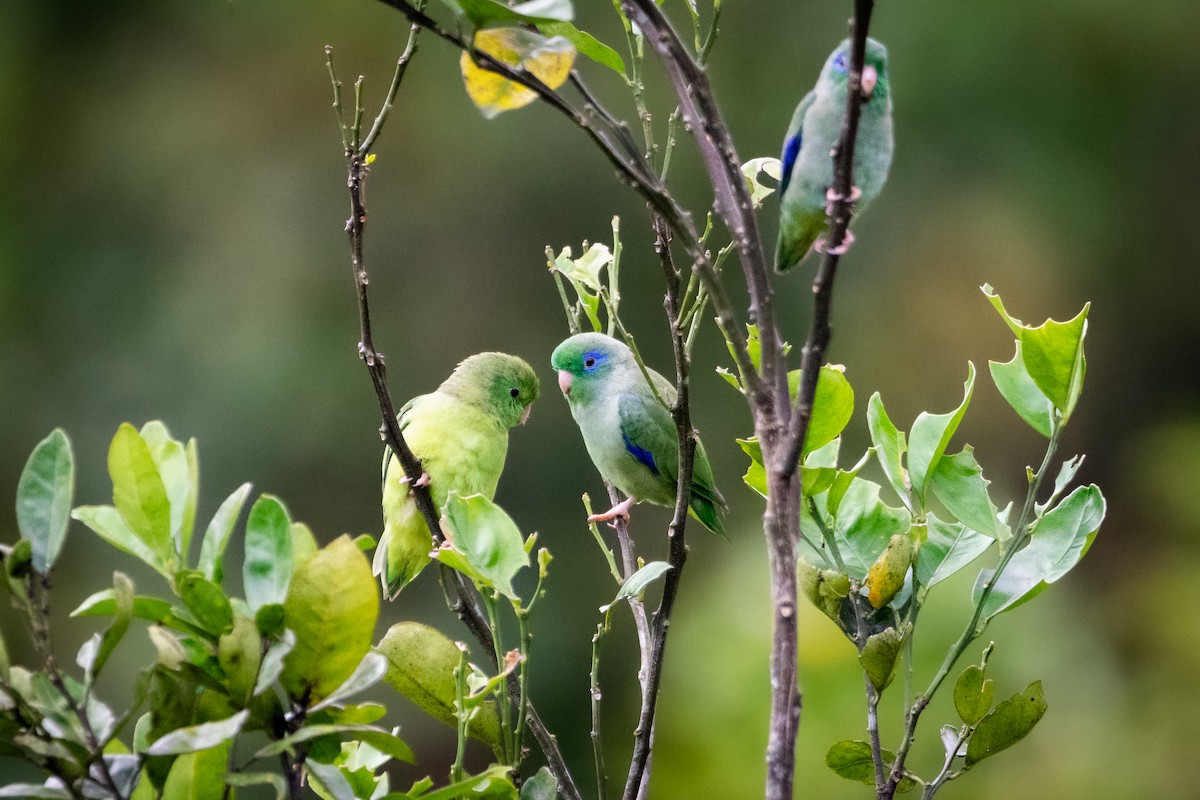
[815,229,856,256]
[824,185,863,214]
[587,496,635,526]
[399,471,431,491]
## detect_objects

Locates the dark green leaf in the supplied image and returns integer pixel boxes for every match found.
[867,393,909,509]
[442,493,528,599]
[281,536,379,703]
[859,625,909,692]
[975,485,1105,619]
[615,561,671,600]
[965,681,1047,765]
[255,603,286,638]
[197,482,251,583]
[989,344,1053,438]
[16,428,75,574]
[243,495,293,613]
[225,772,287,800]
[954,665,995,725]
[930,448,1010,541]
[378,622,501,748]
[797,558,851,623]
[108,423,174,568]
[218,614,262,706]
[907,363,975,504]
[178,572,233,636]
[825,740,916,792]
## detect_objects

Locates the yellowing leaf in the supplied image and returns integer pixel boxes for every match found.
[461,28,575,119]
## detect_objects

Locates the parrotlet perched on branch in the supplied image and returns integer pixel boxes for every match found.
[551,333,727,535]
[375,352,540,599]
[775,37,894,271]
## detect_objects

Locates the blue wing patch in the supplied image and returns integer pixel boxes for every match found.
[779,132,802,196]
[623,433,659,475]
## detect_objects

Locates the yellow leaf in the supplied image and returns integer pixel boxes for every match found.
[460,28,576,119]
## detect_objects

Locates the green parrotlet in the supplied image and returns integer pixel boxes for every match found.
[375,352,540,599]
[551,333,727,535]
[775,37,894,271]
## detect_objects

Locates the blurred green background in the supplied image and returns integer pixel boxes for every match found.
[2,0,1197,796]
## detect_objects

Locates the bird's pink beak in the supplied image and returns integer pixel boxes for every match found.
[861,64,878,98]
[519,405,532,425]
[558,370,573,395]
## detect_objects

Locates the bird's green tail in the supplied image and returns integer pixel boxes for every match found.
[688,493,727,537]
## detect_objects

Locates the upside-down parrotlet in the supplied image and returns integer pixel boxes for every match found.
[776,37,894,271]
[551,333,726,535]
[375,352,540,599]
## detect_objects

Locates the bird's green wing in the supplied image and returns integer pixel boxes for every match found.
[778,88,816,197]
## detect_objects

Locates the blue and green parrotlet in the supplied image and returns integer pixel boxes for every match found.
[776,37,894,271]
[375,352,540,599]
[551,333,727,535]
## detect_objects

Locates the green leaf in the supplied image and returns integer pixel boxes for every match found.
[830,479,911,580]
[983,285,1088,421]
[741,157,783,208]
[867,393,909,509]
[860,624,909,692]
[825,740,916,792]
[281,535,379,703]
[0,786,72,799]
[108,423,175,569]
[929,447,1010,541]
[519,767,558,800]
[442,493,529,599]
[538,20,624,73]
[551,243,611,293]
[975,485,1105,619]
[310,651,388,712]
[378,622,501,749]
[225,772,287,800]
[954,665,995,725]
[615,561,671,601]
[197,482,251,583]
[89,572,134,683]
[17,428,75,574]
[915,513,993,589]
[965,681,1047,765]
[139,422,198,561]
[254,629,295,696]
[801,365,855,458]
[72,505,167,575]
[218,614,262,706]
[907,363,975,503]
[178,572,233,636]
[144,710,248,755]
[161,742,230,800]
[72,589,173,623]
[253,723,413,764]
[989,343,1053,438]
[243,495,293,613]
[797,558,851,623]
[292,522,320,571]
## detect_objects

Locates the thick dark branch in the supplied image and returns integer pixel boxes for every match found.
[622,0,785,422]
[779,0,877,476]
[371,0,762,399]
[622,218,694,800]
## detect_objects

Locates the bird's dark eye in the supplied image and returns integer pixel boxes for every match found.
[584,357,596,369]
[509,387,520,398]
[833,52,848,73]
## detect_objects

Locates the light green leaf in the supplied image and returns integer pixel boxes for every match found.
[254,629,295,696]
[908,363,975,503]
[615,561,671,601]
[70,589,169,622]
[144,710,248,755]
[975,485,1105,619]
[867,393,909,509]
[442,493,529,599]
[1037,455,1084,516]
[378,622,501,749]
[71,505,167,575]
[983,285,1088,421]
[915,513,993,588]
[161,742,230,800]
[831,479,911,580]
[108,423,174,568]
[198,482,252,583]
[742,157,783,207]
[800,365,854,458]
[0,786,72,799]
[253,723,413,763]
[519,766,557,800]
[243,495,293,613]
[538,20,625,74]
[310,651,388,713]
[930,447,1010,541]
[965,681,1047,765]
[218,614,262,706]
[139,422,197,561]
[989,343,1053,438]
[954,665,995,725]
[17,428,75,574]
[281,535,379,703]
[89,572,134,682]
